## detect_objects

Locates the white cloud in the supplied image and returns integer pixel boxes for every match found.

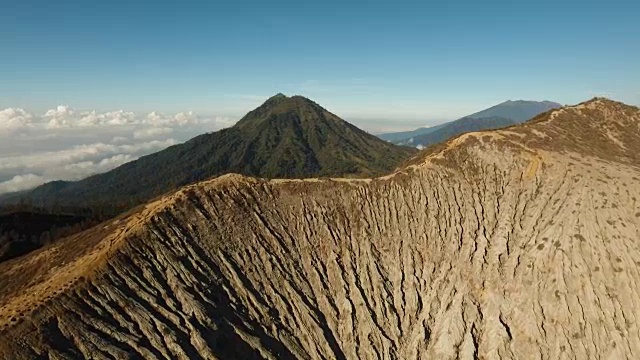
[0,105,231,132]
[44,105,74,118]
[98,110,136,126]
[0,155,140,195]
[0,108,35,130]
[215,117,236,129]
[173,111,200,125]
[133,127,174,139]
[0,140,177,173]
[111,136,129,144]
[144,110,212,126]
[44,105,75,128]
[98,154,134,166]
[43,105,76,129]
[0,139,178,195]
[0,105,236,195]
[0,174,47,194]
[44,106,138,128]
[117,139,177,153]
[60,154,136,180]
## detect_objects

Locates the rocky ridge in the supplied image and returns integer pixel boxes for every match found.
[0,98,639,359]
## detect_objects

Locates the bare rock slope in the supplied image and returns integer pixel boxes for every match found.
[1,98,640,359]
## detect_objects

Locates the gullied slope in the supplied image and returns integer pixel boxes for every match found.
[14,94,415,210]
[1,98,640,359]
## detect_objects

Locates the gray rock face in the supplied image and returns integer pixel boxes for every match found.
[1,98,640,359]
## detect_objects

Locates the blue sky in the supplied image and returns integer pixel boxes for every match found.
[1,0,639,125]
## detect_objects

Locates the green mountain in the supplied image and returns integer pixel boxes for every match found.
[392,100,562,147]
[406,116,517,148]
[377,123,449,142]
[10,94,417,212]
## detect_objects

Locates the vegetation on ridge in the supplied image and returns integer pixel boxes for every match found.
[12,94,415,211]
[0,94,416,262]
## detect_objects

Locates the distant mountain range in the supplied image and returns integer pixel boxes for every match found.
[465,100,562,122]
[377,123,449,142]
[4,94,416,212]
[379,100,562,147]
[407,116,517,148]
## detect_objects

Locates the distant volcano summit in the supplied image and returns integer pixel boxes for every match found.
[9,94,416,211]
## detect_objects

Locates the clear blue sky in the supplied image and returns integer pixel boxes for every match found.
[1,0,638,124]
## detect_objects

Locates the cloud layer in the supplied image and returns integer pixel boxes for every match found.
[0,106,234,195]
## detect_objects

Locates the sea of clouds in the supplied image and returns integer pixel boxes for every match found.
[0,105,235,195]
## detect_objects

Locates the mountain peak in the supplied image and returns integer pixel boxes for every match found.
[271,92,287,98]
[500,99,561,106]
[10,94,416,213]
[236,93,326,128]
[267,92,289,102]
[552,97,638,114]
[260,92,289,108]
[580,97,620,106]
[259,93,320,110]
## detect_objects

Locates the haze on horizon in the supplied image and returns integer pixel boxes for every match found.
[0,0,638,193]
[2,0,639,118]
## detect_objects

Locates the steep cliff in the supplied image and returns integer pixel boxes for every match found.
[1,98,639,359]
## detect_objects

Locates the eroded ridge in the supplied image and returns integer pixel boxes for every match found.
[1,98,640,359]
